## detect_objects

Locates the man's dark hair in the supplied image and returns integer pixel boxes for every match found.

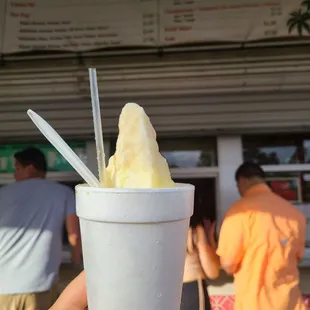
[235,161,265,181]
[14,147,47,173]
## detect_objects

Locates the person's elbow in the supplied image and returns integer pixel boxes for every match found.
[66,215,82,264]
[220,258,238,275]
[68,232,80,247]
[66,215,81,244]
[205,267,220,280]
[201,255,220,280]
[221,264,236,275]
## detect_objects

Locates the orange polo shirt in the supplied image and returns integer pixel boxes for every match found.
[217,184,306,310]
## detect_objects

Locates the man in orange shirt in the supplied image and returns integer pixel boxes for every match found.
[217,162,306,310]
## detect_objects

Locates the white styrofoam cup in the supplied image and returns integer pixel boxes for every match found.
[76,184,194,310]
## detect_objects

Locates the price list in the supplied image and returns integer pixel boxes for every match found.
[0,0,302,53]
[0,0,6,52]
[159,0,298,45]
[3,0,159,53]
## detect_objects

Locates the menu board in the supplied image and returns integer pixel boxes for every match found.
[0,0,6,52]
[159,0,300,44]
[2,0,158,53]
[0,0,305,54]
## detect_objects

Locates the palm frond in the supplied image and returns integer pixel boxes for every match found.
[297,22,303,35]
[302,0,310,11]
[290,11,300,17]
[303,21,310,33]
[287,8,310,35]
[305,12,310,20]
[287,22,296,33]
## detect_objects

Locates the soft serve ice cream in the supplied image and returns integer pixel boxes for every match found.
[104,102,175,188]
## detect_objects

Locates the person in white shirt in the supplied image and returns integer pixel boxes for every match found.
[0,147,82,310]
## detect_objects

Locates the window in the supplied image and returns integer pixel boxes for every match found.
[265,172,303,203]
[242,135,310,165]
[243,135,299,165]
[110,137,217,168]
[303,140,310,163]
[159,138,217,168]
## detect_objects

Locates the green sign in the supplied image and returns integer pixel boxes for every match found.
[0,142,87,173]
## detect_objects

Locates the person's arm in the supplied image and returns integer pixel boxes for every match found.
[50,271,87,310]
[65,189,82,266]
[217,202,247,275]
[195,223,220,280]
[66,214,82,265]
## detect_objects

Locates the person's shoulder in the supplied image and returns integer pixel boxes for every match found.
[30,179,72,196]
[227,199,247,214]
[288,205,306,227]
[289,203,306,223]
[0,182,18,194]
[271,193,306,222]
[224,198,255,224]
[0,180,46,198]
[271,191,301,209]
[1,179,33,192]
[44,180,73,194]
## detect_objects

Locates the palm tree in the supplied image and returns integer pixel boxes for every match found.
[302,0,310,11]
[287,9,310,36]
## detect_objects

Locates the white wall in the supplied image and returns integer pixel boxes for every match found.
[216,136,243,224]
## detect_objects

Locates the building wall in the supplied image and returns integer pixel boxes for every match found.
[217,136,242,224]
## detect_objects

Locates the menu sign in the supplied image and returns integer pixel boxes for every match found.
[159,0,299,44]
[0,0,5,52]
[3,0,158,53]
[0,0,306,54]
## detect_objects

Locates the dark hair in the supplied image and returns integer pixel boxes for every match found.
[189,213,204,229]
[235,161,265,181]
[14,147,47,173]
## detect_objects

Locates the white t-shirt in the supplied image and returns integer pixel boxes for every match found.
[0,178,75,294]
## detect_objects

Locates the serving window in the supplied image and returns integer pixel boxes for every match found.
[110,137,217,168]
